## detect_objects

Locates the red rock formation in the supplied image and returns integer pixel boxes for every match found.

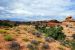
[47,20,61,27]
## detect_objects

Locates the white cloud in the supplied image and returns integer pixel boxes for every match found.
[0,0,75,21]
[9,9,33,15]
[59,10,75,16]
[0,6,5,10]
[7,0,71,16]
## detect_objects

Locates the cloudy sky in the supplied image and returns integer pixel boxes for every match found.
[0,0,75,21]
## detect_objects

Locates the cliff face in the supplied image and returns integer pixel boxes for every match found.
[47,21,61,27]
[62,16,75,39]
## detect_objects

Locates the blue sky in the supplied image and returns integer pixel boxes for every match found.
[0,0,75,21]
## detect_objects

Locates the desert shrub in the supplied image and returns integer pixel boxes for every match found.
[31,40,39,45]
[32,32,36,35]
[4,34,13,41]
[9,41,20,50]
[61,40,75,50]
[72,34,75,39]
[22,38,29,42]
[60,40,71,47]
[58,46,64,50]
[32,32,42,37]
[41,43,49,50]
[23,25,37,33]
[27,44,34,50]
[0,29,7,33]
[15,29,20,33]
[51,32,66,40]
[70,40,75,50]
[45,37,54,42]
[27,43,39,50]
[37,38,43,43]
[36,25,66,40]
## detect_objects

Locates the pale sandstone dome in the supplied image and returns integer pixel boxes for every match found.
[65,16,75,22]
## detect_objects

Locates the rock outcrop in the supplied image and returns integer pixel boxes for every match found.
[64,16,75,22]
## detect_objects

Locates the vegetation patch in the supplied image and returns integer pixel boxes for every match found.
[31,40,39,46]
[32,32,42,37]
[22,38,29,42]
[58,46,64,50]
[27,43,38,50]
[36,25,66,40]
[27,40,40,50]
[0,29,7,34]
[61,40,75,50]
[9,41,20,50]
[41,43,50,50]
[4,34,13,41]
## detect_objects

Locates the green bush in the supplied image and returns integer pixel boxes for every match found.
[61,40,75,50]
[4,34,13,41]
[71,41,75,50]
[36,26,66,40]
